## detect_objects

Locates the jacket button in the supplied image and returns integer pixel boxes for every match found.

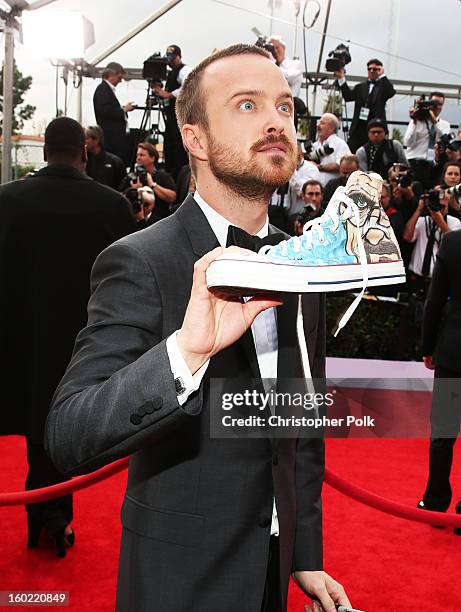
[143,401,155,415]
[272,453,278,466]
[130,414,143,426]
[258,516,271,528]
[151,396,163,410]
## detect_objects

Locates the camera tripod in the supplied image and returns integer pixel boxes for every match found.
[323,77,350,139]
[135,81,167,150]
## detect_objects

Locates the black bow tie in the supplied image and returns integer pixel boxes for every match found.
[226,225,286,252]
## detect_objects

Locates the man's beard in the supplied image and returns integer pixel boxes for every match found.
[207,132,297,200]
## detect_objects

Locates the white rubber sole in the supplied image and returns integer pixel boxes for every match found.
[206,252,406,295]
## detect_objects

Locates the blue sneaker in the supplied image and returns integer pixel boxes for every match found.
[206,171,405,305]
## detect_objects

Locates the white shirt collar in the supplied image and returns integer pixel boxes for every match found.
[193,190,269,247]
[104,79,117,94]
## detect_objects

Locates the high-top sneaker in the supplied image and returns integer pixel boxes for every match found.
[206,171,405,296]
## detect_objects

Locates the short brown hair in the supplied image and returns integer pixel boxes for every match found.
[176,43,270,131]
[137,141,159,163]
[302,180,323,195]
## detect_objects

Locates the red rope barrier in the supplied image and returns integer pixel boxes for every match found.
[2,458,461,528]
[0,458,129,507]
[325,468,461,528]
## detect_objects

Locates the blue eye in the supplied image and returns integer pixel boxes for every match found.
[239,100,255,111]
[279,102,292,113]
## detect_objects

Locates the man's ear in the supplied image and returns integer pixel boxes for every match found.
[181,124,208,163]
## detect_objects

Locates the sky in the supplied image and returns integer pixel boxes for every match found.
[3,0,461,135]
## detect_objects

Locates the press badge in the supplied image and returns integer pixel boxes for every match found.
[359,107,370,121]
[427,148,435,162]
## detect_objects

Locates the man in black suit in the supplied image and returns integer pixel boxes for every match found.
[46,45,351,610]
[419,229,461,519]
[93,62,135,164]
[335,58,395,152]
[0,117,136,556]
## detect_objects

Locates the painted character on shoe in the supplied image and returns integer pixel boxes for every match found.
[341,172,401,264]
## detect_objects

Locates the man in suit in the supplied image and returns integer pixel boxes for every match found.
[419,229,461,521]
[0,117,136,555]
[335,58,395,153]
[93,62,135,164]
[45,45,351,610]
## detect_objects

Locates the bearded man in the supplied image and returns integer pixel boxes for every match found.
[46,45,351,612]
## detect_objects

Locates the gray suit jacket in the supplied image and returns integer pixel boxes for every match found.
[45,195,326,612]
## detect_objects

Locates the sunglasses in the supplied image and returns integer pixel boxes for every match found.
[367,67,380,72]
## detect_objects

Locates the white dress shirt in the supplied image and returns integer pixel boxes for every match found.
[403,117,451,160]
[170,65,193,98]
[408,215,461,277]
[286,161,321,216]
[166,190,280,535]
[279,58,303,98]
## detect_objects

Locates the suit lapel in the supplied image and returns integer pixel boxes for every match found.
[176,195,263,380]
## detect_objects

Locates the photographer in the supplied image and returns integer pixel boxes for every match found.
[121,142,176,223]
[312,113,351,186]
[403,92,451,190]
[282,142,320,231]
[335,58,395,152]
[439,161,461,219]
[294,180,324,236]
[152,45,192,179]
[123,186,155,229]
[267,35,302,98]
[356,118,408,178]
[403,187,461,291]
[387,163,422,219]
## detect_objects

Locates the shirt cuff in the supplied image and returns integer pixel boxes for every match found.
[166,330,209,406]
[337,77,346,86]
[171,88,181,98]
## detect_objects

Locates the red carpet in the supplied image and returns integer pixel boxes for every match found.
[1,436,461,611]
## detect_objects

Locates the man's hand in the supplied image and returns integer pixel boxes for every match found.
[177,247,283,374]
[123,102,135,113]
[423,355,435,370]
[293,570,351,611]
[153,84,172,100]
[429,109,437,124]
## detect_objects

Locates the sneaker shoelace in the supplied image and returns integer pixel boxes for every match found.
[261,187,369,336]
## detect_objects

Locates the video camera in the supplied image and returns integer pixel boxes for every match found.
[303,140,334,164]
[412,95,439,121]
[142,53,168,84]
[325,43,351,72]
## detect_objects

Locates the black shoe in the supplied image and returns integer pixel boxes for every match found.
[417,500,445,528]
[53,527,75,558]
